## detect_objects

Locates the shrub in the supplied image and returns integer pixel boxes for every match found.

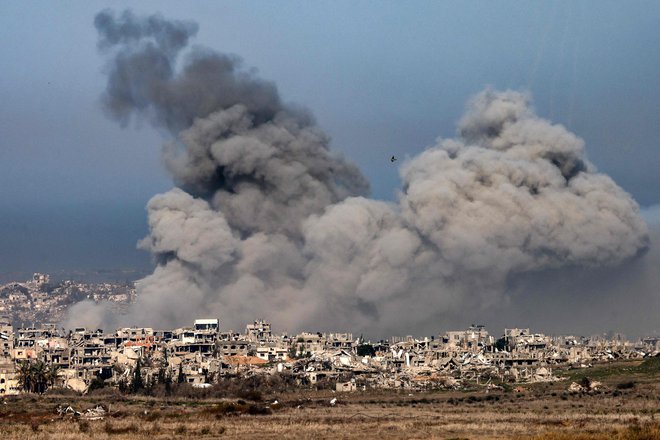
[247,404,272,415]
[78,420,90,433]
[88,376,107,392]
[579,376,592,389]
[44,387,79,397]
[87,386,122,398]
[204,402,240,416]
[104,421,139,434]
[617,381,635,390]
[237,389,262,402]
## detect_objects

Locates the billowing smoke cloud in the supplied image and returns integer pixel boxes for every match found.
[65,10,650,337]
[93,9,367,238]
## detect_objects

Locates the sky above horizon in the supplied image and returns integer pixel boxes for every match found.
[1,2,659,337]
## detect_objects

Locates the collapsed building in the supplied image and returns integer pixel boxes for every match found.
[0,317,657,395]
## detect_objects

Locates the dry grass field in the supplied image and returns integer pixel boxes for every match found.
[1,359,658,439]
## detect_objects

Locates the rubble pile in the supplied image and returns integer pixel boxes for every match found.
[55,404,107,420]
[1,313,657,396]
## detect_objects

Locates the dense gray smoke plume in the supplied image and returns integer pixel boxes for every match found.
[66,10,650,336]
[93,9,367,237]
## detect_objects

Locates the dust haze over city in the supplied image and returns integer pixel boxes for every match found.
[1,2,659,340]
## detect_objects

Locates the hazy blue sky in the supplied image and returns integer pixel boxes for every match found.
[1,1,659,277]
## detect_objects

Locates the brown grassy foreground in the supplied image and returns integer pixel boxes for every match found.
[0,359,658,439]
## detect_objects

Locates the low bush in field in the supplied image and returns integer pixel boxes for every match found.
[139,372,299,400]
[203,401,272,417]
[616,381,635,390]
[103,421,139,434]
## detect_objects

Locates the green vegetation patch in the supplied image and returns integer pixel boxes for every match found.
[559,357,660,383]
[636,356,660,374]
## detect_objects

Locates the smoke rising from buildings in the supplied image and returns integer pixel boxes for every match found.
[65,10,650,336]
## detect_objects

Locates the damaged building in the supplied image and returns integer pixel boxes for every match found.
[0,317,657,394]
